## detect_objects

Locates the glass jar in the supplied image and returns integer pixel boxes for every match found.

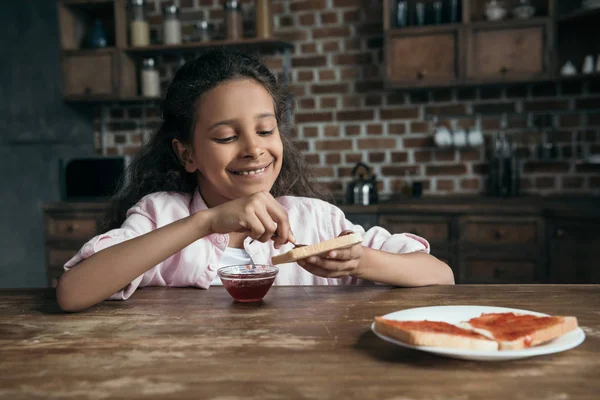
[141,58,160,97]
[129,0,149,47]
[193,20,213,42]
[255,0,272,38]
[224,0,243,40]
[163,5,182,45]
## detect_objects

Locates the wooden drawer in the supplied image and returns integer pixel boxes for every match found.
[46,216,98,242]
[461,218,539,245]
[63,52,116,96]
[379,215,450,243]
[464,258,536,284]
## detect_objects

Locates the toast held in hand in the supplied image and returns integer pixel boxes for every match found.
[271,232,363,265]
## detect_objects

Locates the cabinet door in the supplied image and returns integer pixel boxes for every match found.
[386,30,459,85]
[63,52,116,96]
[549,219,600,284]
[467,24,549,81]
[462,257,537,284]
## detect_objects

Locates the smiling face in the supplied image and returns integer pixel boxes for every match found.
[173,79,283,207]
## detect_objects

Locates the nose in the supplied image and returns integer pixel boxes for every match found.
[240,132,264,159]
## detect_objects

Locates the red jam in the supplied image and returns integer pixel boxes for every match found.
[218,265,278,302]
[468,312,563,342]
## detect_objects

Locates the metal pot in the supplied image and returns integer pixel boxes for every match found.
[345,162,378,205]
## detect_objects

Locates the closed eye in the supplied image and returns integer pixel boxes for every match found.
[213,136,236,144]
[258,129,275,136]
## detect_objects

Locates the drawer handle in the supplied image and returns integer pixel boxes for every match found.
[66,223,79,232]
[417,70,428,80]
[499,66,509,75]
[556,229,565,238]
[493,230,503,240]
[84,87,92,95]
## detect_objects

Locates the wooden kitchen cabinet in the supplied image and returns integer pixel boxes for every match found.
[385,28,461,86]
[466,22,551,82]
[63,51,117,97]
[547,218,600,284]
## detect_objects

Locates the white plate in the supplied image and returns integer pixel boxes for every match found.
[371,305,586,361]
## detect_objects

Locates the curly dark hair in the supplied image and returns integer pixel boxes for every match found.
[102,48,330,230]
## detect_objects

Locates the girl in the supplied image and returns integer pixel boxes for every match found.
[56,49,453,312]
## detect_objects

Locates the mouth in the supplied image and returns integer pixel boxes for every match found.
[229,161,273,176]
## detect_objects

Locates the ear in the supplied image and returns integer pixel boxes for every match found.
[172,139,197,173]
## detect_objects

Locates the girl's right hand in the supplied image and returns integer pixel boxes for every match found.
[205,191,295,249]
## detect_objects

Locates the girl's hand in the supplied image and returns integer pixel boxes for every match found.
[297,230,364,278]
[205,191,295,248]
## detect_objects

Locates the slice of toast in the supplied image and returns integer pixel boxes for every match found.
[374,317,499,351]
[459,312,579,350]
[271,232,363,265]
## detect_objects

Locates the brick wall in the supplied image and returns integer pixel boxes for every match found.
[96,0,600,198]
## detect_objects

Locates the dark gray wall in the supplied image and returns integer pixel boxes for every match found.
[1,2,96,287]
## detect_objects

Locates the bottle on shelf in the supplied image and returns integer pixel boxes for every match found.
[129,0,150,47]
[255,0,273,38]
[163,5,182,45]
[224,0,244,40]
[141,58,160,97]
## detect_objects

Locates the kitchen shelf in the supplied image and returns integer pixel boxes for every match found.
[558,7,600,23]
[469,17,551,29]
[63,47,117,56]
[387,24,462,36]
[65,95,160,103]
[124,38,294,56]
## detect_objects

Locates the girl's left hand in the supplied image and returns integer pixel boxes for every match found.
[297,230,364,278]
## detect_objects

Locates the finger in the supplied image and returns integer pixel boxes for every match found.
[243,213,267,241]
[254,208,278,243]
[339,230,355,236]
[304,256,355,273]
[297,260,351,278]
[264,197,294,246]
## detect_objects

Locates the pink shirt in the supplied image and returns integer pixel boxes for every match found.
[64,190,430,300]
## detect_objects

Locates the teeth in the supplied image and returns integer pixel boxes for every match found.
[235,166,266,176]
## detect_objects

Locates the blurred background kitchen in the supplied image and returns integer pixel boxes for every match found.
[2,0,599,289]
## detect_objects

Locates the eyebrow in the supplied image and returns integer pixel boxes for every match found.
[207,113,276,132]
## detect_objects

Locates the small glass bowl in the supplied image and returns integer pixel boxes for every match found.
[217,264,278,302]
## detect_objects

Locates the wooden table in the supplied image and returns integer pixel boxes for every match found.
[1,285,598,399]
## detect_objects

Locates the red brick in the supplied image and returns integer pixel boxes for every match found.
[294,140,309,151]
[434,150,456,162]
[356,22,382,36]
[340,68,361,80]
[357,138,395,149]
[380,107,419,120]
[481,118,501,131]
[323,181,343,192]
[324,125,340,137]
[587,113,600,126]
[342,96,361,108]
[356,81,384,92]
[337,110,374,121]
[279,15,294,27]
[437,179,455,191]
[334,53,372,66]
[460,149,482,161]
[325,153,341,164]
[345,39,361,51]
[369,152,386,163]
[295,112,333,123]
[262,57,283,70]
[276,30,309,41]
[410,122,429,133]
[290,0,326,12]
[297,70,314,82]
[575,163,600,173]
[320,97,338,108]
[391,151,408,163]
[426,104,468,116]
[305,154,319,164]
[523,161,570,174]
[479,86,504,100]
[382,166,420,176]
[312,167,335,177]
[318,69,336,81]
[365,95,382,106]
[315,139,353,151]
[523,100,569,112]
[322,41,340,52]
[387,92,406,105]
[414,150,432,162]
[426,165,467,176]
[367,124,383,135]
[320,11,338,24]
[313,27,351,39]
[404,137,434,148]
[575,97,600,109]
[333,0,361,6]
[388,123,406,134]
[431,89,453,102]
[312,83,348,94]
[303,127,318,137]
[345,153,362,163]
[299,13,316,25]
[345,125,361,136]
[590,176,600,188]
[292,56,327,68]
[343,10,360,22]
[299,98,315,109]
[301,43,317,54]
